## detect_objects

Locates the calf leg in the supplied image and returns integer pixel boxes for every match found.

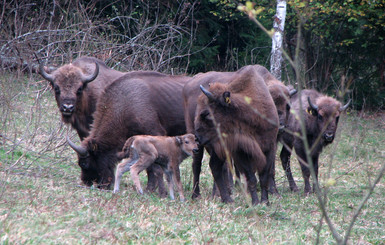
[114,148,139,193]
[130,153,157,195]
[164,168,175,200]
[280,144,298,192]
[173,165,185,202]
[192,145,204,199]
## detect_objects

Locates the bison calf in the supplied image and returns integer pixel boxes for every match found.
[114,134,198,201]
[280,89,350,194]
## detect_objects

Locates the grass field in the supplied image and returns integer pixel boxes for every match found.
[0,74,384,244]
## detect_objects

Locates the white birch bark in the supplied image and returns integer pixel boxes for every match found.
[270,0,287,80]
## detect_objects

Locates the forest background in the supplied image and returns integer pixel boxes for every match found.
[1,0,384,109]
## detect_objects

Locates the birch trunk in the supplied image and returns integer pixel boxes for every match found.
[270,0,287,80]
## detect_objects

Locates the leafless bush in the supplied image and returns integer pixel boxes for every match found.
[0,0,200,74]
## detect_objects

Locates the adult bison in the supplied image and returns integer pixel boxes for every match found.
[194,66,279,204]
[67,71,191,191]
[280,89,350,194]
[39,56,125,140]
[183,65,294,198]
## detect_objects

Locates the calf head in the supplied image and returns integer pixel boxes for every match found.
[176,134,199,156]
[307,96,350,144]
[40,62,99,123]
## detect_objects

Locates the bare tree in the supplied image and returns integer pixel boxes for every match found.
[270,0,287,80]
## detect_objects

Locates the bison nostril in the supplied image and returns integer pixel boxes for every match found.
[62,104,74,112]
[324,133,334,141]
[193,148,199,154]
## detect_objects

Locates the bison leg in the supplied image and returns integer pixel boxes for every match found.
[280,144,299,192]
[295,147,312,195]
[311,155,320,193]
[266,145,279,196]
[211,163,233,198]
[145,167,157,193]
[192,145,204,199]
[209,152,233,204]
[153,165,168,198]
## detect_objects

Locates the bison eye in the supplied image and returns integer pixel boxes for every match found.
[200,110,210,120]
[77,86,84,95]
[54,85,60,95]
[286,104,290,111]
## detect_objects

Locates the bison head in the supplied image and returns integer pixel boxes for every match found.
[67,136,115,189]
[307,96,350,144]
[268,84,297,134]
[39,62,99,123]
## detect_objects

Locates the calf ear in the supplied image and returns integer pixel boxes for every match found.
[176,136,182,145]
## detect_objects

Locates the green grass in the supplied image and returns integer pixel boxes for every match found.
[1,75,384,244]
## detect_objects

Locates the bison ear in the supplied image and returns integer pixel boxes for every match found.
[176,136,182,145]
[306,107,318,116]
[222,91,231,106]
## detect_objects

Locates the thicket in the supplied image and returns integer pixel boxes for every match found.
[1,0,384,108]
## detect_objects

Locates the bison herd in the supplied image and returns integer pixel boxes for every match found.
[40,56,350,205]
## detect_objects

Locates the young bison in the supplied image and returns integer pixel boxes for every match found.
[194,66,279,205]
[280,89,350,194]
[113,134,198,201]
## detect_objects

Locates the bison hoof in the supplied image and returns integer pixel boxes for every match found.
[191,192,201,200]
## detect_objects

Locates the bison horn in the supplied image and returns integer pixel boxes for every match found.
[308,97,318,111]
[67,136,88,157]
[289,89,297,97]
[39,62,55,84]
[200,85,215,101]
[82,62,99,84]
[340,99,351,111]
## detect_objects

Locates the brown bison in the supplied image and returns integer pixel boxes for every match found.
[39,56,125,140]
[114,134,198,201]
[194,66,279,204]
[183,65,294,198]
[67,71,191,192]
[280,89,350,194]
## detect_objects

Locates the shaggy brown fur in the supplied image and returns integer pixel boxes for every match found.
[194,66,278,205]
[114,134,198,201]
[67,71,191,192]
[183,64,292,199]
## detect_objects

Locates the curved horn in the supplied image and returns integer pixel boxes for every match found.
[67,136,88,157]
[289,89,297,97]
[340,99,351,111]
[82,62,99,84]
[200,85,215,101]
[308,97,318,110]
[39,62,55,84]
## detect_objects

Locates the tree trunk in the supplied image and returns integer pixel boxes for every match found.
[270,0,287,81]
